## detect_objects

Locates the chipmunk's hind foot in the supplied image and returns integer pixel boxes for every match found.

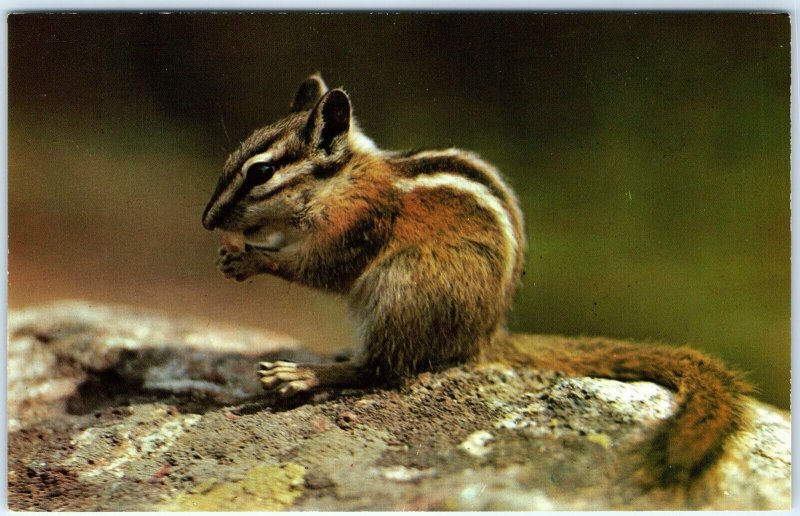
[257,360,380,397]
[258,361,319,397]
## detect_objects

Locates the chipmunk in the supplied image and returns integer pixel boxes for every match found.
[202,74,751,485]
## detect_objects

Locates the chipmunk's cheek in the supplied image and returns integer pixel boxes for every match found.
[244,225,287,251]
[261,231,287,250]
[221,231,246,252]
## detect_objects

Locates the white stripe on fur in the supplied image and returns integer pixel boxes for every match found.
[394,173,518,293]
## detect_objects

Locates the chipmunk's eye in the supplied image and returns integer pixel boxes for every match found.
[245,162,275,188]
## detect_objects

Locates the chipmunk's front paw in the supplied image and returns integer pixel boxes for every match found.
[216,246,261,281]
[257,361,319,397]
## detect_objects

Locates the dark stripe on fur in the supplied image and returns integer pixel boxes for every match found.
[252,173,309,202]
[225,132,285,176]
[391,153,509,204]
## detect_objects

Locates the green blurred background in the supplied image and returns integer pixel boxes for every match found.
[8,13,790,408]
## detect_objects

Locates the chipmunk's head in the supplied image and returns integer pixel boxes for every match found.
[202,74,373,234]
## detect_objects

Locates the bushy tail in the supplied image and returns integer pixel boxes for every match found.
[484,333,752,485]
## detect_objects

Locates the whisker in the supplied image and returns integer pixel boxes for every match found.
[218,102,231,146]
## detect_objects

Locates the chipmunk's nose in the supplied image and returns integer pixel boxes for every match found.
[202,204,218,231]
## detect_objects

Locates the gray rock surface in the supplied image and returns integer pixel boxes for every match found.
[7,301,791,510]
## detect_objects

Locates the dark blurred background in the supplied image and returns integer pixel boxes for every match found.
[8,13,790,408]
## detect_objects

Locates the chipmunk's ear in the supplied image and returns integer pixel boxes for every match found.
[305,89,351,153]
[290,74,328,113]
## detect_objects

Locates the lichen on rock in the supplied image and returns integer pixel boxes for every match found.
[160,463,306,511]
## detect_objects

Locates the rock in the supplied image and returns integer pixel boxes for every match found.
[7,301,791,510]
[7,301,308,431]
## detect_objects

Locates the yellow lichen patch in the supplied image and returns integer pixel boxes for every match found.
[160,463,306,511]
[586,432,612,449]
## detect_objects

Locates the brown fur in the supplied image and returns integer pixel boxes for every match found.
[203,75,751,487]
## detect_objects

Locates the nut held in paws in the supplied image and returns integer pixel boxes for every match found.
[222,231,246,252]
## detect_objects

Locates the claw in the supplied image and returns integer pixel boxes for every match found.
[258,366,301,376]
[277,380,313,397]
[260,370,308,388]
[258,361,297,371]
